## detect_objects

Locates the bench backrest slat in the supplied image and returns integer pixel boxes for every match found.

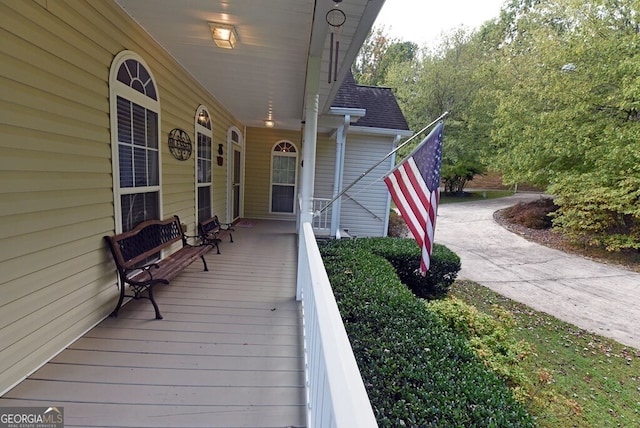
[106,217,184,269]
[199,215,221,236]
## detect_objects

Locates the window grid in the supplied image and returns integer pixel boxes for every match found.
[270,141,298,214]
[196,107,213,223]
[111,54,160,233]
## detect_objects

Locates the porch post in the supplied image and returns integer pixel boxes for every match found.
[330,115,349,238]
[297,56,320,301]
[299,58,320,226]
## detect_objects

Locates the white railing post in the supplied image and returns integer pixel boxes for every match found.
[298,222,378,427]
[311,198,331,234]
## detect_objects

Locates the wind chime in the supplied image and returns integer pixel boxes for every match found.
[326,2,346,83]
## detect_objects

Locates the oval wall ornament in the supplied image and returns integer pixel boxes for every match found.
[168,128,192,161]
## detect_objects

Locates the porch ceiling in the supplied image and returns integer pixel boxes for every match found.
[115,0,385,131]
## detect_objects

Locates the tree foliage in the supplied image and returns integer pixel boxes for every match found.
[383,28,490,193]
[352,25,417,86]
[489,0,640,250]
[353,0,640,251]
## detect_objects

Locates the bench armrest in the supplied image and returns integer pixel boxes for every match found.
[124,262,161,283]
[182,233,205,246]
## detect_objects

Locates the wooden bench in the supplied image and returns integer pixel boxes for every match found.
[104,216,212,319]
[198,215,234,254]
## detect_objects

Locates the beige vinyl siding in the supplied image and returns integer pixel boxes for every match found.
[0,0,241,394]
[244,127,301,220]
[339,134,394,237]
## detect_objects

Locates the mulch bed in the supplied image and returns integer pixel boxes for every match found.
[493,208,640,273]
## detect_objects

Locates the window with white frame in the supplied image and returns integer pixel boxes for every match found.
[270,141,298,213]
[109,51,161,232]
[196,107,212,223]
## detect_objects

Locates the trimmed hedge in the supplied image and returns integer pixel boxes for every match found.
[322,237,461,299]
[320,238,534,427]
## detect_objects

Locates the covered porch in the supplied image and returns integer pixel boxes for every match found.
[0,220,306,427]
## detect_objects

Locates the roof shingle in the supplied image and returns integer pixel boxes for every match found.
[332,71,409,131]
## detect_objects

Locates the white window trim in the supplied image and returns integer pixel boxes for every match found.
[108,50,162,233]
[269,140,299,215]
[195,105,213,223]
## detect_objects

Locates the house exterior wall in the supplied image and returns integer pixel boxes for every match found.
[244,127,301,221]
[0,0,241,394]
[313,135,338,225]
[314,132,394,238]
[339,133,394,237]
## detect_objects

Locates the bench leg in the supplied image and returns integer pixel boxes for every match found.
[147,285,163,320]
[110,280,126,318]
[200,254,209,272]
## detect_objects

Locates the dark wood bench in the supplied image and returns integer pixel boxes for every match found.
[104,216,212,319]
[198,215,234,254]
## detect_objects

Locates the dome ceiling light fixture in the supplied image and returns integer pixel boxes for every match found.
[209,22,237,49]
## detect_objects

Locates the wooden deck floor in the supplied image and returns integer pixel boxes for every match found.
[1,219,306,428]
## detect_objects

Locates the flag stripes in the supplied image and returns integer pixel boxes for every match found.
[384,121,444,275]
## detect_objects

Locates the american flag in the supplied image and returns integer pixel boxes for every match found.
[384,122,444,275]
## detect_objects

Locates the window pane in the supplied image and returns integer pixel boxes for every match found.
[132,104,146,146]
[134,147,147,186]
[283,157,296,183]
[145,80,157,101]
[272,185,294,213]
[117,97,131,144]
[233,151,241,183]
[121,191,159,232]
[272,155,296,185]
[147,111,158,149]
[197,133,212,184]
[148,149,159,186]
[119,144,133,187]
[198,186,211,223]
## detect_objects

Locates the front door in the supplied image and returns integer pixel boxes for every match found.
[227,127,243,222]
[232,147,241,220]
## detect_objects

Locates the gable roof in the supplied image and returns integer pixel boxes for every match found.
[332,71,410,131]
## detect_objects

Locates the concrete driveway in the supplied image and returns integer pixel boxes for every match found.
[434,192,640,350]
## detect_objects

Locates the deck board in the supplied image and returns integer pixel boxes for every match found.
[0,220,306,428]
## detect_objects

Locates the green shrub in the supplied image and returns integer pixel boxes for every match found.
[321,237,461,299]
[320,241,534,427]
[387,209,409,237]
[427,297,532,391]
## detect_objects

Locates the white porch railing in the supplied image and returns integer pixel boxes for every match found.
[297,221,377,427]
[312,198,331,235]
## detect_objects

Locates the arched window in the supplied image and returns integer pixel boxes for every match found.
[109,51,161,232]
[270,141,298,213]
[195,106,212,223]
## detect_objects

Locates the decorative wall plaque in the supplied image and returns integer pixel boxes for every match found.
[168,128,192,161]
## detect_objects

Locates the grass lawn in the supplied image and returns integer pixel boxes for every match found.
[450,280,640,428]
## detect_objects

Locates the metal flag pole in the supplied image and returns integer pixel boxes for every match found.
[317,111,449,215]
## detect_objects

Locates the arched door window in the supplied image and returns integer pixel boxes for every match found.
[109,51,161,232]
[270,141,298,213]
[195,106,212,223]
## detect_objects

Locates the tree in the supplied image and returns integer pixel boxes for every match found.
[489,0,640,250]
[353,26,418,87]
[385,27,489,192]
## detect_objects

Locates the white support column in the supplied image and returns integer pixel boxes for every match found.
[297,56,320,301]
[330,115,349,238]
[299,57,321,226]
